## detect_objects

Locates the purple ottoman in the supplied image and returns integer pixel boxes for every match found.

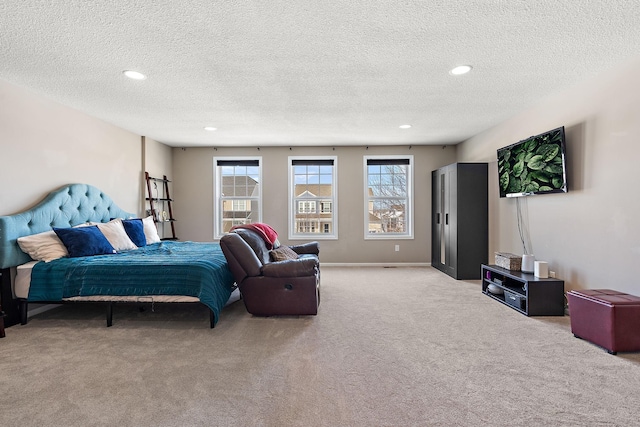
[567,289,640,354]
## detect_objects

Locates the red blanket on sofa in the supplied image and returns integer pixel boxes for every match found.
[230,223,279,249]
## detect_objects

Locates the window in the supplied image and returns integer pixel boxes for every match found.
[214,157,261,239]
[232,200,248,211]
[289,156,337,239]
[298,200,316,214]
[364,155,413,239]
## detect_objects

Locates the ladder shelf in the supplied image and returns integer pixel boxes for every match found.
[145,171,177,240]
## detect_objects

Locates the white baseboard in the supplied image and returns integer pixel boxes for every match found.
[322,263,431,268]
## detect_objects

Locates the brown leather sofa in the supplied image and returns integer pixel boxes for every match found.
[220,228,320,316]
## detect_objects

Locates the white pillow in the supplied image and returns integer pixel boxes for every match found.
[96,218,138,251]
[17,230,68,262]
[142,216,161,244]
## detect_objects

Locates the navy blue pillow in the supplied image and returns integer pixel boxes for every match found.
[53,226,116,258]
[122,218,146,247]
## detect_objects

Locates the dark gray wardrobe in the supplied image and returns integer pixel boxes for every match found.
[431,163,488,280]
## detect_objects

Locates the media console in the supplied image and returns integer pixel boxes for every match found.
[481,264,565,316]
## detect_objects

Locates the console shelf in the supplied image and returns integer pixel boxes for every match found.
[481,264,565,316]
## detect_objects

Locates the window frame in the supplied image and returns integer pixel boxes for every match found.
[213,156,262,240]
[288,156,338,240]
[363,155,414,240]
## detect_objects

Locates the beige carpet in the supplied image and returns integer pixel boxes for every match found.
[1,267,640,427]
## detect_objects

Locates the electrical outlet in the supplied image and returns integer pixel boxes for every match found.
[395,245,400,252]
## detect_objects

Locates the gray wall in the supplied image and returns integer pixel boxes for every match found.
[142,137,174,239]
[172,145,456,264]
[0,79,142,216]
[457,57,640,294]
[5,52,640,292]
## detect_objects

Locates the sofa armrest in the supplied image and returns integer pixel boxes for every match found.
[261,257,318,278]
[289,241,319,256]
[220,233,263,281]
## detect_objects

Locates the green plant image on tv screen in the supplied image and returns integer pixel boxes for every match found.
[497,127,567,197]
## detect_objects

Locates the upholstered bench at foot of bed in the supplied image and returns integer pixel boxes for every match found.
[567,289,640,354]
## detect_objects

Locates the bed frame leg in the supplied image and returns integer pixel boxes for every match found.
[0,311,5,338]
[19,299,28,325]
[209,309,215,329]
[106,303,113,327]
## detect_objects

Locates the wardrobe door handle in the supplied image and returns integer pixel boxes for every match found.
[445,213,449,225]
[436,213,440,224]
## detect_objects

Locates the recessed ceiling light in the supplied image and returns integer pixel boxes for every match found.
[123,70,147,80]
[204,126,217,131]
[399,124,412,129]
[449,65,472,75]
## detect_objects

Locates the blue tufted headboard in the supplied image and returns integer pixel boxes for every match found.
[0,184,136,269]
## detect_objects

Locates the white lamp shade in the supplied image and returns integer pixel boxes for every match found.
[522,254,535,273]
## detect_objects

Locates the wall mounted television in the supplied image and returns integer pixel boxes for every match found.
[497,126,568,198]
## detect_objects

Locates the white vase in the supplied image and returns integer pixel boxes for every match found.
[522,254,535,273]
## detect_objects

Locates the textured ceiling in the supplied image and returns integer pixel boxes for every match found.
[1,1,640,147]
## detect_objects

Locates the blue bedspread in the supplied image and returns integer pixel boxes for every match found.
[29,241,235,325]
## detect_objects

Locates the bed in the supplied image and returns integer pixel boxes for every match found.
[0,184,236,328]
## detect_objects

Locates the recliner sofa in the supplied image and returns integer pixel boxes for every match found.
[220,228,320,316]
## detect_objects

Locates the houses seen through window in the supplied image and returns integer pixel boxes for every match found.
[289,157,337,239]
[214,157,261,239]
[364,155,413,239]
